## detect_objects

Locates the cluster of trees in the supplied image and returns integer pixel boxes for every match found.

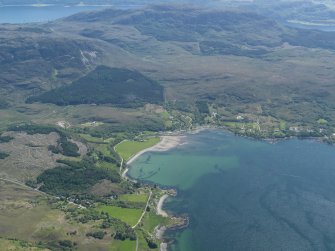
[80,117,165,139]
[0,135,14,143]
[200,40,268,57]
[86,231,106,240]
[100,215,136,241]
[145,236,158,249]
[77,210,106,224]
[0,152,9,159]
[8,124,58,135]
[35,239,77,251]
[27,66,164,108]
[49,136,80,157]
[196,101,209,114]
[58,240,77,249]
[37,159,121,196]
[71,209,136,241]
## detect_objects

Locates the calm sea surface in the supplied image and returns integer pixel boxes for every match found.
[129,130,335,251]
[0,5,139,23]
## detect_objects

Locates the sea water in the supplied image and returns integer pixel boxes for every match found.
[129,130,335,250]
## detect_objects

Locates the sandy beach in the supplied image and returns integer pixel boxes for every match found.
[160,242,168,251]
[157,194,169,217]
[126,135,184,165]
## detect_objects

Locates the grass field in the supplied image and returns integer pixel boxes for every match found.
[97,205,143,226]
[80,133,105,143]
[110,239,136,251]
[119,193,149,203]
[142,212,170,233]
[115,137,160,161]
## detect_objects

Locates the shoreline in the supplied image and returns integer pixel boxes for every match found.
[154,190,189,251]
[157,194,169,217]
[126,135,185,166]
[122,135,185,181]
[155,193,170,251]
[122,134,186,251]
[121,126,329,250]
[123,126,322,250]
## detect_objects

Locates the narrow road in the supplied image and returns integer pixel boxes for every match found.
[135,234,139,251]
[132,190,153,229]
[113,140,126,174]
[0,177,47,196]
[119,157,124,174]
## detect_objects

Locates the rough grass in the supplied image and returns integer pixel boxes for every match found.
[96,161,119,173]
[119,193,149,203]
[96,144,113,157]
[97,205,143,226]
[0,132,60,182]
[0,238,48,251]
[0,180,114,251]
[80,133,105,143]
[115,137,160,161]
[136,230,159,251]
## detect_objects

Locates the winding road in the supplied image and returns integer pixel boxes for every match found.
[132,190,153,251]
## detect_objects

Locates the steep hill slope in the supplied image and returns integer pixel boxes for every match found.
[27,66,164,107]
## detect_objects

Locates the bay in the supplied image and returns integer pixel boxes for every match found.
[129,130,335,251]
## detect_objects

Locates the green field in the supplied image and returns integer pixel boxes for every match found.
[115,137,160,161]
[110,239,136,251]
[97,205,143,226]
[80,133,105,143]
[142,211,170,233]
[119,193,149,203]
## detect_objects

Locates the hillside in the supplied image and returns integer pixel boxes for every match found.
[27,66,164,107]
[57,7,335,131]
[0,6,335,136]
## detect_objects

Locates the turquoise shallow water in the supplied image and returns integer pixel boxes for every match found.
[129,130,335,251]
